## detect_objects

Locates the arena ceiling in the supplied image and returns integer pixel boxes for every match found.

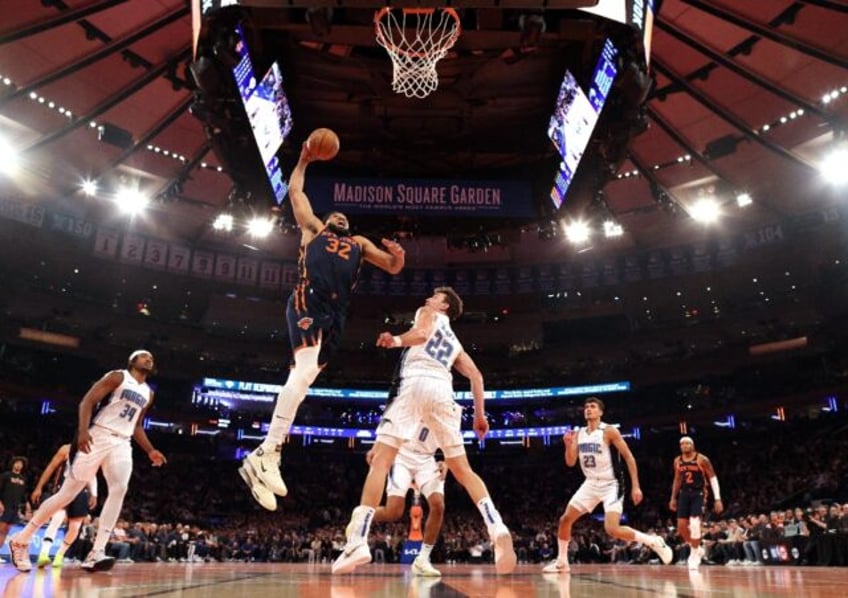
[0,0,846,262]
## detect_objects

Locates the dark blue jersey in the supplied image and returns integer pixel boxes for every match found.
[0,471,26,509]
[295,228,363,309]
[678,453,707,493]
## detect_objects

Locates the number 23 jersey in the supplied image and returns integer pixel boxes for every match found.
[91,370,151,437]
[401,310,463,383]
[576,424,622,483]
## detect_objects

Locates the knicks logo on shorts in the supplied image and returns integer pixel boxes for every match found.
[297,317,314,331]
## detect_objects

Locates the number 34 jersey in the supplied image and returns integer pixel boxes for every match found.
[576,424,623,483]
[91,370,151,437]
[401,310,463,383]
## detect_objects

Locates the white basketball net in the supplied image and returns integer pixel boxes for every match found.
[375,8,461,99]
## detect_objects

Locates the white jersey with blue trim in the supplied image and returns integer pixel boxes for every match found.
[91,370,151,437]
[576,423,617,482]
[401,310,463,383]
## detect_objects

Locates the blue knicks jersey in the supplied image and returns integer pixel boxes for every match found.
[297,228,363,305]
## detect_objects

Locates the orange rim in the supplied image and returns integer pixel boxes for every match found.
[374,7,461,59]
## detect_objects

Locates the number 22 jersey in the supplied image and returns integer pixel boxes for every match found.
[401,310,463,383]
[90,370,151,437]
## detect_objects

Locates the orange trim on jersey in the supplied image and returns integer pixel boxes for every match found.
[297,224,327,289]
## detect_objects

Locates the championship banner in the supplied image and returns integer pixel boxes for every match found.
[305,177,535,218]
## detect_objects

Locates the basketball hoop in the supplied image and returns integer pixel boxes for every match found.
[374,7,461,99]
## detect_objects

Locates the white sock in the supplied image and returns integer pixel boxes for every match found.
[263,347,320,448]
[558,538,569,562]
[419,544,434,561]
[262,387,302,450]
[349,506,375,543]
[633,531,653,545]
[476,497,503,531]
[55,541,71,558]
[39,538,53,558]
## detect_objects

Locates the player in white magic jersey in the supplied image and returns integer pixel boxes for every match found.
[334,287,516,576]
[8,350,167,574]
[368,420,447,576]
[542,397,673,574]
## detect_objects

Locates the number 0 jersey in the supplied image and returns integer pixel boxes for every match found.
[400,310,463,383]
[576,423,624,483]
[91,370,151,437]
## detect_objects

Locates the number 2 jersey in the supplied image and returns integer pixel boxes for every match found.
[400,310,463,383]
[677,453,707,493]
[90,370,151,437]
[576,423,625,485]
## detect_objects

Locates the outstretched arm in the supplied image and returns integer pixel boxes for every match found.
[453,351,488,440]
[132,396,167,467]
[376,306,436,349]
[355,235,405,275]
[288,144,324,237]
[31,444,70,505]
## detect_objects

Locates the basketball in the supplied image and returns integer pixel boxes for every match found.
[306,128,340,161]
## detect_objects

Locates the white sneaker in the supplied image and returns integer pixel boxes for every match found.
[81,550,116,572]
[412,556,441,577]
[243,447,288,497]
[490,525,517,575]
[7,539,32,572]
[238,462,278,511]
[687,548,701,570]
[542,559,570,574]
[331,543,372,574]
[651,537,673,565]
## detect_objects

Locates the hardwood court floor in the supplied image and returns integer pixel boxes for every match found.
[1,562,845,597]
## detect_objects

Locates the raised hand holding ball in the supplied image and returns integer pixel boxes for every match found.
[306,128,340,161]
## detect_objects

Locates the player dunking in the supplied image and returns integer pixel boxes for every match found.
[543,397,673,573]
[30,443,98,568]
[367,420,447,577]
[8,350,166,573]
[669,436,723,570]
[239,140,406,512]
[333,287,516,576]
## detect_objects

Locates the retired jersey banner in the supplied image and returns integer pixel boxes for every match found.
[304,177,535,218]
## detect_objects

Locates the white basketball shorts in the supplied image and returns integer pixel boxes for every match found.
[377,376,464,458]
[387,449,445,498]
[568,478,625,514]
